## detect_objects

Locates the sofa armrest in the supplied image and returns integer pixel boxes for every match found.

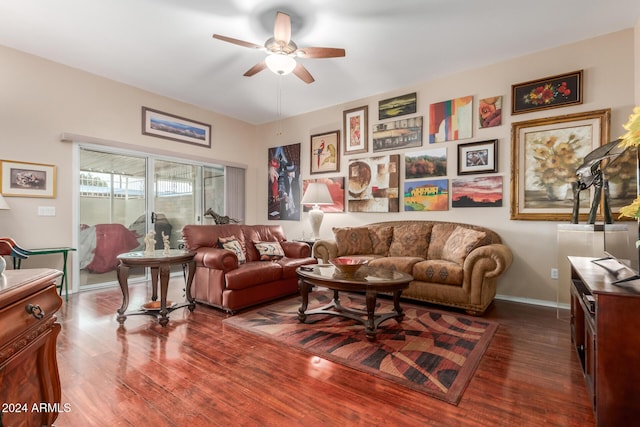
[463,243,513,279]
[313,239,338,263]
[280,241,311,258]
[195,247,239,272]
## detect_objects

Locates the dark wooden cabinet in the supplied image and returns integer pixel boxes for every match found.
[0,268,63,427]
[569,256,640,426]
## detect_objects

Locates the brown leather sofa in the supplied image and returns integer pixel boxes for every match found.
[182,224,317,313]
[313,220,512,315]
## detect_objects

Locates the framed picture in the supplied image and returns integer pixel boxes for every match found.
[405,147,447,179]
[348,154,400,212]
[142,107,211,148]
[404,179,449,212]
[1,160,56,198]
[452,176,503,208]
[511,70,583,115]
[479,96,502,128]
[373,116,423,152]
[310,130,340,174]
[510,109,610,221]
[302,177,345,213]
[268,143,301,221]
[378,92,417,120]
[343,106,368,154]
[457,139,498,175]
[429,96,473,143]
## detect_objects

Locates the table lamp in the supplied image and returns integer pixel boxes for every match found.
[301,182,333,240]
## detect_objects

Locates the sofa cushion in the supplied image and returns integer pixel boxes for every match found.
[224,261,283,290]
[218,235,246,264]
[442,226,486,265]
[413,259,464,285]
[388,223,431,258]
[369,225,394,256]
[253,241,285,261]
[368,256,423,275]
[277,257,318,279]
[333,227,373,256]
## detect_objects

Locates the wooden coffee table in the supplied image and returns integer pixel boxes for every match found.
[296,264,413,340]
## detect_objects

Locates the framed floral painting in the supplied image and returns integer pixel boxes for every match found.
[510,109,610,221]
[511,70,583,115]
[343,106,368,154]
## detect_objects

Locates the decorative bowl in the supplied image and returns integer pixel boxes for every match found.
[330,257,369,275]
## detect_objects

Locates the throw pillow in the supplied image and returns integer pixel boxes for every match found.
[253,241,285,261]
[369,226,394,256]
[333,227,373,256]
[218,235,246,264]
[442,226,487,265]
[388,223,431,258]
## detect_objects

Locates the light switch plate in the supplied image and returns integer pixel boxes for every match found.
[38,206,56,216]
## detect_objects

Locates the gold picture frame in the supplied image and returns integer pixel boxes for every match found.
[510,109,610,221]
[1,160,57,198]
[310,130,340,174]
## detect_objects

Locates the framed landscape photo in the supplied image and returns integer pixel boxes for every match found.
[511,70,583,115]
[1,160,56,198]
[343,106,368,155]
[142,107,211,148]
[310,130,340,174]
[510,109,610,221]
[378,92,417,120]
[457,139,498,175]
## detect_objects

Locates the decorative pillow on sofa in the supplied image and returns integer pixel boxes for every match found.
[388,223,431,258]
[333,227,373,256]
[442,226,486,265]
[218,235,246,264]
[253,241,285,261]
[369,226,394,256]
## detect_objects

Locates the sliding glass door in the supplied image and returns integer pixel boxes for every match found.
[78,147,230,289]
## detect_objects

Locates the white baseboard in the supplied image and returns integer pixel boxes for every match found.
[495,294,570,311]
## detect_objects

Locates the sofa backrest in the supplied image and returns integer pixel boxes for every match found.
[182,224,287,262]
[350,220,501,259]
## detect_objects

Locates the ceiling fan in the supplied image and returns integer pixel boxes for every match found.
[213,11,346,84]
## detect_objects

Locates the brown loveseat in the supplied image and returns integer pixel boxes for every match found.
[313,220,512,315]
[182,224,317,313]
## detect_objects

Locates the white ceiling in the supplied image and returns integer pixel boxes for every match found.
[1,1,639,125]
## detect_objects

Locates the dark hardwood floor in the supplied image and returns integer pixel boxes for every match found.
[53,278,595,426]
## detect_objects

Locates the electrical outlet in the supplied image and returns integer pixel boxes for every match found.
[551,268,559,279]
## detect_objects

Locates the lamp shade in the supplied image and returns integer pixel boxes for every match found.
[265,53,296,76]
[0,194,10,210]
[301,183,333,206]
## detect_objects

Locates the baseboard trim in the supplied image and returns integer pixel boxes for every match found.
[495,294,570,311]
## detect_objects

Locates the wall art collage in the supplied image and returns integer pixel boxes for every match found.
[266,68,634,221]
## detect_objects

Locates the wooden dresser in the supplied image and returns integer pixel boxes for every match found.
[569,256,640,426]
[0,268,63,427]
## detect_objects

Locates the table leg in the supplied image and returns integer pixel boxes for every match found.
[185,260,196,311]
[158,263,171,327]
[393,290,405,322]
[116,262,130,324]
[150,266,159,301]
[365,290,377,341]
[61,250,69,301]
[298,279,310,322]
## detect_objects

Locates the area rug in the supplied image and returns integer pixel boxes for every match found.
[223,292,498,405]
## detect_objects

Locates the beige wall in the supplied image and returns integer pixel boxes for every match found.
[257,29,638,306]
[0,28,637,305]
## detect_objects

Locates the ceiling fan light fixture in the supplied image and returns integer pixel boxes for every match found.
[265,53,296,75]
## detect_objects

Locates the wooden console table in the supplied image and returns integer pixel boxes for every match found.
[0,268,63,427]
[568,256,640,426]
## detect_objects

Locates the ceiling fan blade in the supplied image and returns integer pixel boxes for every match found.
[292,63,315,84]
[297,47,346,59]
[273,12,291,45]
[212,34,263,50]
[243,61,267,77]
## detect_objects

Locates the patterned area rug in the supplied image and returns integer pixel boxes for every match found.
[223,292,498,405]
